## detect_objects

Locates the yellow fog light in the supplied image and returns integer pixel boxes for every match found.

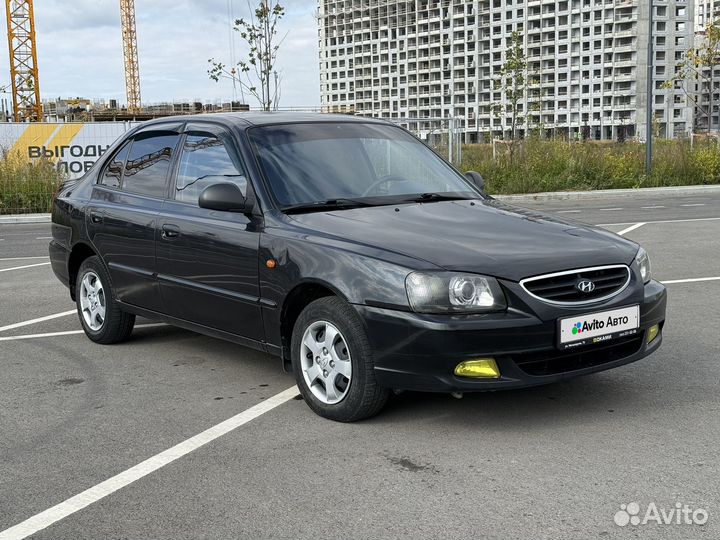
[454,358,500,379]
[647,324,660,344]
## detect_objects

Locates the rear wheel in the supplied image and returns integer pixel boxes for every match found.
[291,297,389,422]
[76,256,135,344]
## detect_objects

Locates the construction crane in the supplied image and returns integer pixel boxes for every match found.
[119,0,141,114]
[3,0,142,121]
[4,0,42,122]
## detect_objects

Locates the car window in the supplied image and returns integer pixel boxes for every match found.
[175,133,247,205]
[360,138,455,191]
[249,123,474,207]
[253,137,374,205]
[122,132,180,198]
[99,141,131,188]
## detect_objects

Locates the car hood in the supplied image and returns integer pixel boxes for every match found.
[285,199,639,282]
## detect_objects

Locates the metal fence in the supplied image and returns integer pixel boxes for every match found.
[0,155,64,215]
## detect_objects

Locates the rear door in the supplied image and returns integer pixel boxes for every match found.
[87,126,182,312]
[156,122,264,341]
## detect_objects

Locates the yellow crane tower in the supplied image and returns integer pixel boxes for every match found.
[4,0,42,122]
[4,1,142,120]
[119,0,141,114]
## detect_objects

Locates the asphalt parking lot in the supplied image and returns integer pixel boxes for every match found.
[1,191,719,539]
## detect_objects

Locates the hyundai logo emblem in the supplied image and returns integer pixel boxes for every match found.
[577,279,596,293]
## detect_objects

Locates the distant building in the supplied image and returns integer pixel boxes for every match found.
[39,98,249,122]
[694,0,720,132]
[318,0,696,141]
[43,97,97,120]
[696,0,720,31]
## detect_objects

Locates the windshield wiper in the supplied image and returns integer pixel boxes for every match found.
[399,192,476,203]
[281,193,476,213]
[281,198,375,214]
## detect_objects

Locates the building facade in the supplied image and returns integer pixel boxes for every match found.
[318,0,696,142]
[696,0,720,30]
[694,0,720,131]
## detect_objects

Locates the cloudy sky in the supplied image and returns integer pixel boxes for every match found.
[0,0,320,108]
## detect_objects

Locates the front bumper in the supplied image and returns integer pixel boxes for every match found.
[355,279,667,392]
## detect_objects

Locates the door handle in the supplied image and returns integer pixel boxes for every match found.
[161,224,180,239]
[90,211,103,224]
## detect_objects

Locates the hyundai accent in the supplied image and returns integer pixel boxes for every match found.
[50,113,667,421]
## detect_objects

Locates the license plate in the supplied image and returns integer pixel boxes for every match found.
[558,305,640,349]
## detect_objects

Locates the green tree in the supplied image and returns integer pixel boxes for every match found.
[663,19,720,132]
[208,0,285,111]
[493,31,528,141]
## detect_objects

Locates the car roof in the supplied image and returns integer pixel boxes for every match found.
[139,112,392,129]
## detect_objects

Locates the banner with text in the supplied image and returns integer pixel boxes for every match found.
[0,122,141,178]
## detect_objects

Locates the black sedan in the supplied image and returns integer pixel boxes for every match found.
[49,113,667,421]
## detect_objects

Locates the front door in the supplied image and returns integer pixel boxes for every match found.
[156,123,264,341]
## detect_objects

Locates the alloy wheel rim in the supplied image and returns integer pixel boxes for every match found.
[300,320,352,405]
[79,271,106,331]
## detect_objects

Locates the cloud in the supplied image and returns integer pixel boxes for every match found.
[0,0,319,108]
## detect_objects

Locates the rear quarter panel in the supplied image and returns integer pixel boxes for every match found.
[50,181,92,288]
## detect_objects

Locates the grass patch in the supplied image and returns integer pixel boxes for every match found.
[0,152,65,215]
[461,139,720,194]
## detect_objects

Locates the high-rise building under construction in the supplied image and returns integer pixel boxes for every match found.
[318,0,697,141]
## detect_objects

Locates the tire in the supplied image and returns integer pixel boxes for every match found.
[291,297,389,422]
[75,256,135,344]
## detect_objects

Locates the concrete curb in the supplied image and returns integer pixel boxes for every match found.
[495,184,720,202]
[0,185,718,223]
[0,213,51,224]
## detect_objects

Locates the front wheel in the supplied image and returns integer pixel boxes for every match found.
[291,297,389,422]
[76,256,135,344]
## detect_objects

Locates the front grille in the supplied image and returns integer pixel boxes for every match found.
[521,265,630,305]
[512,335,644,376]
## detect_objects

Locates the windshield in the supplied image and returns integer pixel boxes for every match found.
[248,122,478,209]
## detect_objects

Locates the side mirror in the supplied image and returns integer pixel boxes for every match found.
[198,182,253,214]
[465,171,486,194]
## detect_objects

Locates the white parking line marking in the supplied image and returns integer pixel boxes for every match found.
[599,207,623,211]
[680,203,706,207]
[0,310,76,333]
[616,223,646,236]
[35,236,52,240]
[0,385,301,540]
[641,205,665,209]
[661,276,720,285]
[598,216,720,227]
[0,232,50,236]
[0,256,49,261]
[0,262,50,273]
[0,324,166,342]
[556,210,581,214]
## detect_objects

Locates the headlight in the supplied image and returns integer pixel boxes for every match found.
[405,272,507,313]
[635,247,652,284]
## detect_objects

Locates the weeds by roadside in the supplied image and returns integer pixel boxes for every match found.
[461,139,720,194]
[0,151,65,215]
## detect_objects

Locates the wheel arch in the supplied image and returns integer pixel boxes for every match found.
[67,242,98,300]
[279,279,347,369]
